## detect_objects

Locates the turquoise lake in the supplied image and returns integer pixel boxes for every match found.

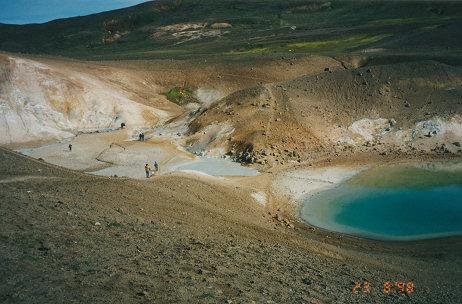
[300,163,462,241]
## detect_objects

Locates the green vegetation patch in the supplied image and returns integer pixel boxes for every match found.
[420,24,442,30]
[225,47,269,55]
[201,293,215,299]
[226,34,392,55]
[107,222,122,228]
[366,16,452,27]
[166,87,198,105]
[287,34,392,50]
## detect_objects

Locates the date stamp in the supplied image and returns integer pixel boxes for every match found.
[353,281,414,294]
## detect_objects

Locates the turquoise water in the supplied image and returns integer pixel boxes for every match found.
[300,163,462,241]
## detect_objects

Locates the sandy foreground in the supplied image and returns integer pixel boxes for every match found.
[2,135,462,303]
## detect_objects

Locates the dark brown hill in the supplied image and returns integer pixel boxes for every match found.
[1,0,462,60]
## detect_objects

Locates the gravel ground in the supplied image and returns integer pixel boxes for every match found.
[1,147,461,303]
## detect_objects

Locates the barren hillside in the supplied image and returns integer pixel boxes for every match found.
[186,60,462,166]
[1,0,462,60]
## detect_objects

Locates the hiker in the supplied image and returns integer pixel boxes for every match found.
[121,122,125,129]
[154,161,159,173]
[142,133,145,141]
[139,133,142,141]
[68,144,72,151]
[145,164,150,178]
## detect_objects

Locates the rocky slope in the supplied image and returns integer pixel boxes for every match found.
[186,60,462,166]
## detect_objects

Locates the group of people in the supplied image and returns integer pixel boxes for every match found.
[138,133,145,141]
[145,161,159,178]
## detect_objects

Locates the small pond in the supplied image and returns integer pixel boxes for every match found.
[168,157,260,177]
[300,162,462,241]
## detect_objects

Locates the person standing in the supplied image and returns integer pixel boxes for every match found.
[68,144,72,151]
[145,164,150,178]
[154,161,159,173]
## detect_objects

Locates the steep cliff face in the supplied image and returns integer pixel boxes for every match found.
[0,54,170,145]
